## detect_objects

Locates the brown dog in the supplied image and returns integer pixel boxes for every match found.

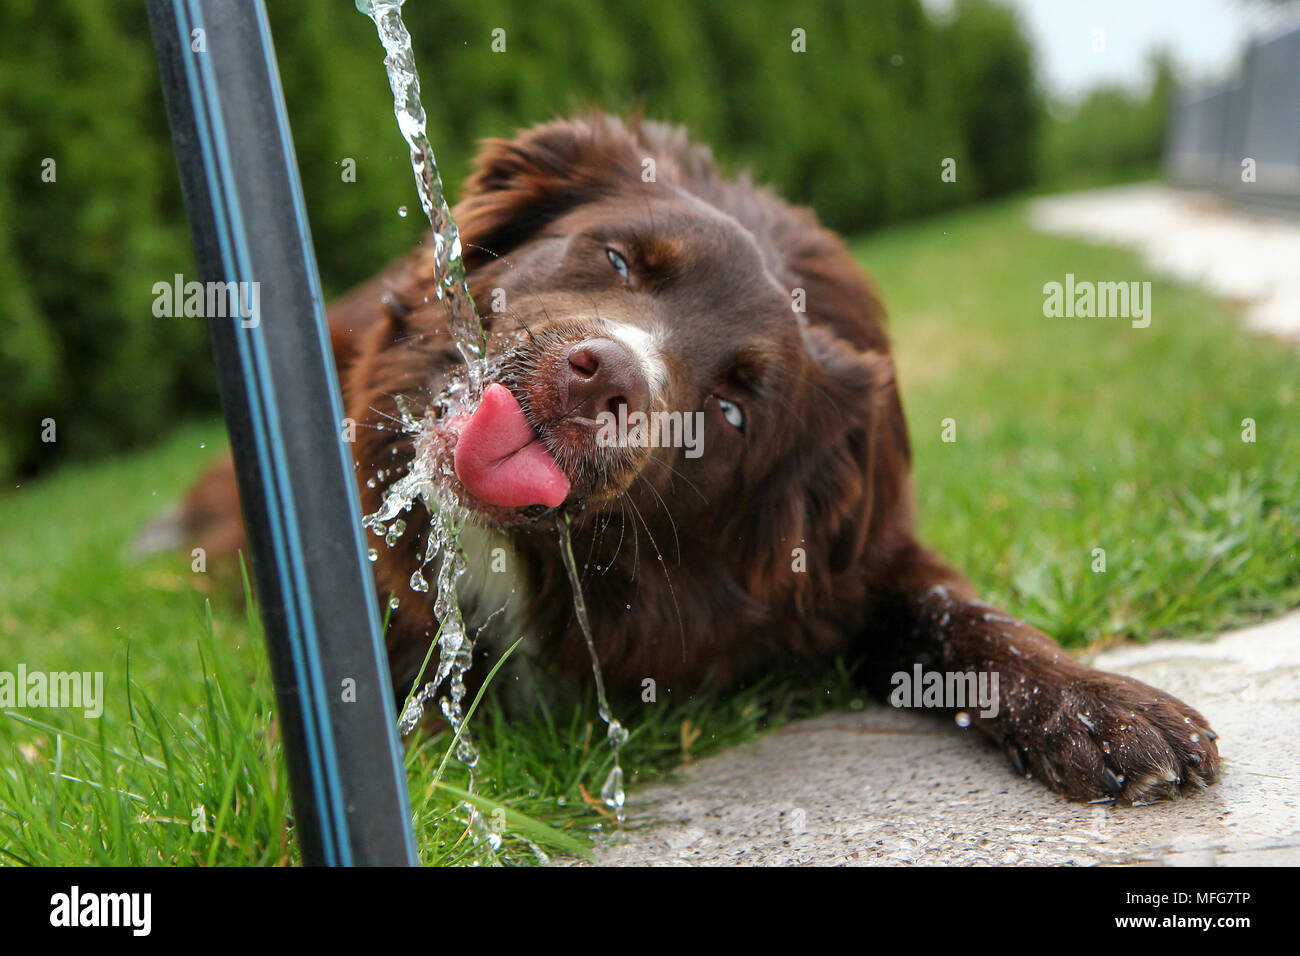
[184,114,1219,803]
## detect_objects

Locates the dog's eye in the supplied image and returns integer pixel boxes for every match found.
[716,397,745,431]
[606,248,630,281]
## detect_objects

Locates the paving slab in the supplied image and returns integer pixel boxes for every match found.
[591,611,1300,866]
[1029,183,1300,339]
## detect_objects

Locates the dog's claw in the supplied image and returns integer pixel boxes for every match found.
[1100,767,1124,795]
[1004,741,1029,776]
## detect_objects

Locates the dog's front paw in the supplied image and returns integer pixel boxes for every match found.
[994,665,1220,803]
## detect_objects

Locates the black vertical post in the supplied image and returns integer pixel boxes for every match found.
[147,0,418,866]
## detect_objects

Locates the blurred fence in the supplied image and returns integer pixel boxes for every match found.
[1166,23,1300,210]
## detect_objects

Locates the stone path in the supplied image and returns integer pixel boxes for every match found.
[591,611,1300,865]
[1029,183,1300,339]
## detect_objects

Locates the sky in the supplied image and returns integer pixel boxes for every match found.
[927,0,1300,99]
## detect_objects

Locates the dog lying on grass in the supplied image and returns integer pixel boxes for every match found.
[182,113,1219,803]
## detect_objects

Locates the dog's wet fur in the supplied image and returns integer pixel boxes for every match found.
[184,114,1219,804]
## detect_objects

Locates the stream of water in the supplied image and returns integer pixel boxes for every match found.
[356,0,487,397]
[356,0,627,846]
[557,516,628,823]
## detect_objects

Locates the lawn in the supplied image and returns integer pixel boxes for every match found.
[1,197,1296,865]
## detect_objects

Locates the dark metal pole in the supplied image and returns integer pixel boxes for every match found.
[147,0,418,866]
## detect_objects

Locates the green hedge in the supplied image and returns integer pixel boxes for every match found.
[1040,52,1175,186]
[0,0,1040,478]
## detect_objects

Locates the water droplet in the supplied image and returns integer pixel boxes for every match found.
[397,205,408,217]
[367,548,378,562]
[600,765,625,813]
[955,711,972,728]
[385,518,407,547]
[389,595,400,610]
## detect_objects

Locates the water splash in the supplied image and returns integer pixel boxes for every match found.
[557,515,629,823]
[357,0,499,853]
[356,0,487,397]
[364,400,498,852]
[357,0,628,849]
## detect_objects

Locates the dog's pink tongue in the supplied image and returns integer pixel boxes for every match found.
[454,383,569,508]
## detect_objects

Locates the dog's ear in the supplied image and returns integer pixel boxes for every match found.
[735,326,905,607]
[803,327,908,574]
[454,114,642,271]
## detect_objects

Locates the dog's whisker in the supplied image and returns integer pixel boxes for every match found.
[641,455,709,505]
[631,472,682,567]
[622,491,686,659]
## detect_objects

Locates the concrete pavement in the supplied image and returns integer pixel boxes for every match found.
[591,611,1300,866]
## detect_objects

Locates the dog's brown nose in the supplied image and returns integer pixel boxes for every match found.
[563,338,650,422]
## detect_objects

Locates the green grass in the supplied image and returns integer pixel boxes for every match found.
[0,424,858,866]
[2,196,1297,865]
[864,200,1300,646]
